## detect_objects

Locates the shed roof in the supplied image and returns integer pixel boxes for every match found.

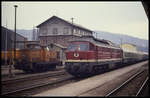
[2,26,27,40]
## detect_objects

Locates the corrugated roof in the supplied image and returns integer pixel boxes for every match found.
[36,16,93,33]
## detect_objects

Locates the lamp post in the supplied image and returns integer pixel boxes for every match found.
[9,5,17,78]
[14,5,17,62]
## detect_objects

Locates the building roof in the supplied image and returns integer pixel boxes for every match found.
[53,43,67,49]
[36,16,93,33]
[1,26,27,40]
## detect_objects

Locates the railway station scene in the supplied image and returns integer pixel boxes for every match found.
[1,1,149,97]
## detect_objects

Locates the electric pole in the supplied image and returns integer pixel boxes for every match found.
[120,38,122,49]
[9,5,17,78]
[5,20,8,66]
[14,5,17,62]
[71,17,74,36]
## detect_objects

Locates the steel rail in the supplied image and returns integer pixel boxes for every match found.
[105,70,145,97]
[2,70,65,85]
[2,74,73,96]
[136,77,149,96]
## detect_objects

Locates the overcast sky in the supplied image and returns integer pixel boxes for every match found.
[2,1,148,40]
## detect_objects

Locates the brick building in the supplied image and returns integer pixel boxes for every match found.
[36,16,94,64]
[36,16,93,47]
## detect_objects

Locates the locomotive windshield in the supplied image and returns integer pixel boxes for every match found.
[67,42,89,51]
[78,43,88,51]
[27,44,41,50]
[67,43,76,51]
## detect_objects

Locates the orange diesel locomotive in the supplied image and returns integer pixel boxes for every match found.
[2,43,61,73]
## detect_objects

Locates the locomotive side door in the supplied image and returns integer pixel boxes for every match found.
[40,46,46,62]
[95,46,98,63]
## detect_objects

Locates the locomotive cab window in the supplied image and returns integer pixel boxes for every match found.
[27,44,41,50]
[78,43,88,51]
[67,43,76,51]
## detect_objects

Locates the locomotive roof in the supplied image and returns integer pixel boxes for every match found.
[69,36,121,50]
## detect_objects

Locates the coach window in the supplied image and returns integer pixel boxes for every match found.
[112,49,114,52]
[102,47,104,52]
[107,48,109,52]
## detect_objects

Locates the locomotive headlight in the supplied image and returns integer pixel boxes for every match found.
[74,53,79,57]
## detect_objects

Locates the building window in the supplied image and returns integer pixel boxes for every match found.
[73,29,76,34]
[42,28,47,36]
[79,30,81,35]
[53,28,58,35]
[83,31,86,35]
[80,30,83,35]
[76,29,79,34]
[84,31,87,35]
[63,27,69,35]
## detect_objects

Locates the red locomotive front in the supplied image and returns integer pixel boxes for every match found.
[65,40,123,77]
[66,41,96,61]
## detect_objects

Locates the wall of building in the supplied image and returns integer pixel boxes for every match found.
[40,35,85,47]
[37,17,93,64]
[38,18,92,37]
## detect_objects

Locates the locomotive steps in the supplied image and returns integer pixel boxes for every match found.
[34,61,148,96]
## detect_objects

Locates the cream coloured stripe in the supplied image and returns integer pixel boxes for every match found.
[65,58,122,62]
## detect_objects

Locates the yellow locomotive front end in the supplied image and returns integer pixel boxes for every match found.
[14,44,59,73]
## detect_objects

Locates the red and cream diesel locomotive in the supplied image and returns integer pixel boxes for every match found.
[65,38,147,77]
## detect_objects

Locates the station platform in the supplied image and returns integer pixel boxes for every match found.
[34,61,148,96]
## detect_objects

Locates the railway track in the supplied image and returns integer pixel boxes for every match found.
[136,77,149,96]
[2,70,74,96]
[2,67,64,81]
[105,69,148,96]
[2,69,65,85]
